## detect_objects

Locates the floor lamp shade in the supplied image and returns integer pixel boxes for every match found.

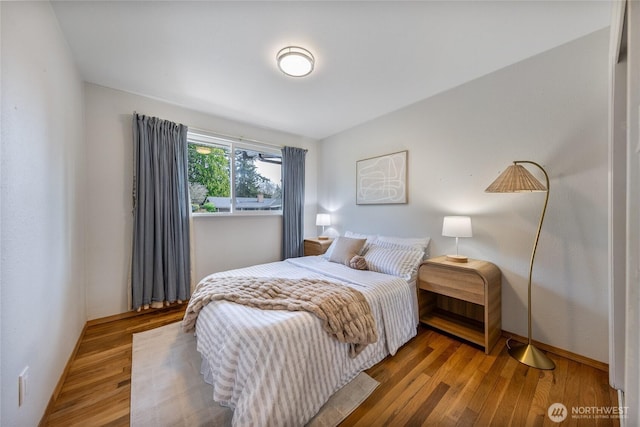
[485,161,555,370]
[485,164,547,193]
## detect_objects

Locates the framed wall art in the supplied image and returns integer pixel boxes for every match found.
[356,150,407,205]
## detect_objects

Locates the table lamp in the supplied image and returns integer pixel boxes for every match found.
[442,216,472,263]
[316,213,331,239]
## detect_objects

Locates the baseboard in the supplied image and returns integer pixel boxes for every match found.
[86,301,188,327]
[86,308,146,327]
[38,322,87,427]
[502,330,609,372]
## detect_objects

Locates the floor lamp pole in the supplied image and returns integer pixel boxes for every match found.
[507,160,555,370]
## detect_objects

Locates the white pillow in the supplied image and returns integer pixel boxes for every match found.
[375,235,430,253]
[344,230,378,252]
[374,240,431,260]
[322,238,339,259]
[364,245,424,279]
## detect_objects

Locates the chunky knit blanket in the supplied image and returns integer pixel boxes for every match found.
[182,276,378,357]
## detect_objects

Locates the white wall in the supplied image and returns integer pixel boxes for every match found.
[1,2,86,426]
[318,29,610,363]
[84,84,317,319]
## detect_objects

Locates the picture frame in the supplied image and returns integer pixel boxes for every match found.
[356,150,408,205]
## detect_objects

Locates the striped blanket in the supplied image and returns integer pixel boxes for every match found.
[188,256,418,427]
[182,276,378,357]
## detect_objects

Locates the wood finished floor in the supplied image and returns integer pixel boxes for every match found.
[43,305,619,427]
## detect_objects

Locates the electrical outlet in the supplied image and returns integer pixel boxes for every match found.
[18,366,29,407]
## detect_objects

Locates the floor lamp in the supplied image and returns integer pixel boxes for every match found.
[485,160,555,370]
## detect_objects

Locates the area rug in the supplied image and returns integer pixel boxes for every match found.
[131,322,379,427]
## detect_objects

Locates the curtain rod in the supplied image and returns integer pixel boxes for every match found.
[132,112,283,150]
[187,126,283,150]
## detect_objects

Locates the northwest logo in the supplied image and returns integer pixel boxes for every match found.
[548,403,568,423]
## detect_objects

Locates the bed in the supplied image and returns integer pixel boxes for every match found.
[183,234,429,427]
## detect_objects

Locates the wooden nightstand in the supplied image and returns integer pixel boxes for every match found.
[303,238,334,256]
[417,256,501,354]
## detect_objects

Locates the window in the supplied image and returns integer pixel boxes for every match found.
[187,131,282,214]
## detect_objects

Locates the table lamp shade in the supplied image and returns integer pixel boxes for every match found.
[316,214,331,227]
[442,216,472,238]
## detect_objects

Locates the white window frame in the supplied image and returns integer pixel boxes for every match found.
[187,130,283,216]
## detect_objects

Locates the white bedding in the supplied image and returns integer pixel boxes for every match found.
[193,256,419,427]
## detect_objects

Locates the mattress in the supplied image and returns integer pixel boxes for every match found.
[192,255,419,427]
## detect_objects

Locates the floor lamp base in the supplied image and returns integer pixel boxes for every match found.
[507,340,555,370]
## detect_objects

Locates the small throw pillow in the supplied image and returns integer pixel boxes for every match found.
[349,255,368,270]
[329,237,367,266]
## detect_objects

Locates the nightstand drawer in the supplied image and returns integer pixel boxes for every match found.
[419,265,484,305]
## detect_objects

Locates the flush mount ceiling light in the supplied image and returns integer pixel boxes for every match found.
[276,46,314,77]
[195,145,212,155]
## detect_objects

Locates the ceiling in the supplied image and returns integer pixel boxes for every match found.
[51,1,612,140]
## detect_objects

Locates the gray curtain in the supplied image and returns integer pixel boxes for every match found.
[281,146,308,259]
[131,113,191,310]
